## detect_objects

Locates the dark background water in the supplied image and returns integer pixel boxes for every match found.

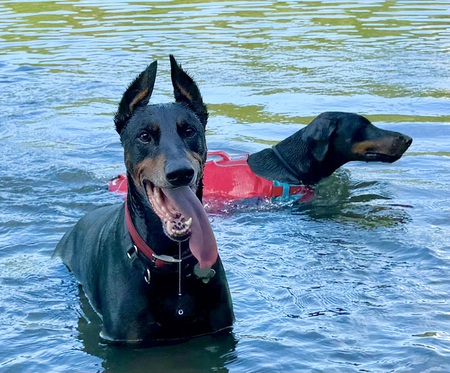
[1,1,449,372]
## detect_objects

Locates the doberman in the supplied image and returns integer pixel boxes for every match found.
[54,56,234,344]
[248,111,413,185]
[109,112,412,203]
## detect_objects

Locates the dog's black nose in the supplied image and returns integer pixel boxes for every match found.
[166,165,195,187]
[404,135,413,147]
[397,134,413,152]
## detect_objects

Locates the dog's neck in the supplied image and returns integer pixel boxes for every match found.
[247,147,313,185]
[248,130,346,185]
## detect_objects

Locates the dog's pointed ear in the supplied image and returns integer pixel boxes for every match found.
[170,55,208,127]
[114,60,158,134]
[302,113,338,162]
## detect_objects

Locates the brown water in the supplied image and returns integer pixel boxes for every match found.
[1,1,450,372]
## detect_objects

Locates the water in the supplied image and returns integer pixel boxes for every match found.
[1,1,449,372]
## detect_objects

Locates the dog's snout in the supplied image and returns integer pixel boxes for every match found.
[396,134,413,152]
[166,164,195,187]
[404,135,413,147]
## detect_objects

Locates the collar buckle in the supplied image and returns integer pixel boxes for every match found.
[151,253,182,265]
[127,245,138,260]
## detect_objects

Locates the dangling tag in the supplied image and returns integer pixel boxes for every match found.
[193,263,216,284]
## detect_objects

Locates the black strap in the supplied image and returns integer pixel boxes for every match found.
[271,145,300,181]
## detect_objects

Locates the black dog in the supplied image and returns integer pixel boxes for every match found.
[109,112,412,203]
[248,111,413,186]
[54,56,234,344]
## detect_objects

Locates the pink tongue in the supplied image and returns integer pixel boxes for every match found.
[162,187,218,269]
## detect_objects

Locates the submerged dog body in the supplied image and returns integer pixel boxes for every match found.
[54,56,234,344]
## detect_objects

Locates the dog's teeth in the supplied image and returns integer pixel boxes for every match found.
[165,218,192,238]
[154,189,193,239]
[177,226,189,236]
[166,222,175,235]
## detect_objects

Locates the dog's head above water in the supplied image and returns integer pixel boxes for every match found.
[114,55,217,269]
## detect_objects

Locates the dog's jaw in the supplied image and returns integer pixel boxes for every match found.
[351,135,412,164]
[145,181,193,241]
[143,180,218,269]
[361,152,401,163]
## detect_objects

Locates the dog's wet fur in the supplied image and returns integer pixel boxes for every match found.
[248,112,412,186]
[54,56,234,344]
[54,56,412,345]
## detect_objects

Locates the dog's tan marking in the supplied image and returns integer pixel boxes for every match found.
[133,155,166,187]
[352,140,390,155]
[129,88,149,112]
[175,83,193,102]
[186,150,204,183]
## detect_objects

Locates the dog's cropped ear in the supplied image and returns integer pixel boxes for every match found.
[302,113,338,162]
[170,55,208,127]
[114,60,158,134]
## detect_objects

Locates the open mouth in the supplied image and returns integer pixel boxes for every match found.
[143,180,218,269]
[364,152,399,163]
[145,182,193,241]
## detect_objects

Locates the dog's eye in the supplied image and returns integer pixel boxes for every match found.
[183,126,197,138]
[139,131,151,143]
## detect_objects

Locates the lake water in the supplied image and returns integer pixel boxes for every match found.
[1,1,449,372]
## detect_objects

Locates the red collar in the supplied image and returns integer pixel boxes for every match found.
[124,200,192,268]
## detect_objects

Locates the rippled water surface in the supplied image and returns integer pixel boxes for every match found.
[1,1,450,372]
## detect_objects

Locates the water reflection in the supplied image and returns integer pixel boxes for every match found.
[292,170,412,228]
[2,0,449,105]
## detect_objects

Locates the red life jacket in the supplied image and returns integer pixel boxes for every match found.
[108,151,314,203]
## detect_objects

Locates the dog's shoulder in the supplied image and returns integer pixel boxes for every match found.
[54,203,125,271]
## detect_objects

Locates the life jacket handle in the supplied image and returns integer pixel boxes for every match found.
[207,151,231,162]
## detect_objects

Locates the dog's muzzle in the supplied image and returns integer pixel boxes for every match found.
[145,183,219,269]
